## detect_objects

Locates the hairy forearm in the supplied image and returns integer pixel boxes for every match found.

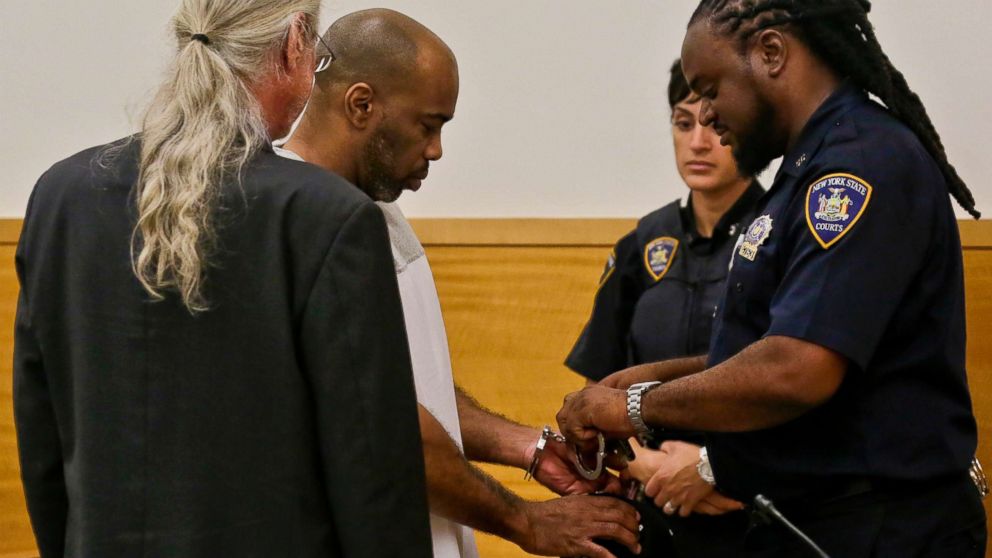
[602,355,708,389]
[419,406,529,540]
[636,354,708,381]
[641,337,846,432]
[456,386,537,468]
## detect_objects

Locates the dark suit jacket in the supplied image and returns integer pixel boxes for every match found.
[13,138,434,557]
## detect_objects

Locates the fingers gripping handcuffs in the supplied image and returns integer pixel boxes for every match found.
[526,426,635,482]
[573,432,609,481]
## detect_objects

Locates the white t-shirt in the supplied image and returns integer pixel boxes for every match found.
[275,148,479,558]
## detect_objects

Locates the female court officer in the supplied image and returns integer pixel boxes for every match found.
[567,59,762,380]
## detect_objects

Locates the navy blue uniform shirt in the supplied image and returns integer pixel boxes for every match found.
[705,83,978,502]
[567,182,763,381]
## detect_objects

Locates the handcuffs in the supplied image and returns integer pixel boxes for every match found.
[524,426,566,481]
[527,429,992,503]
[525,426,634,482]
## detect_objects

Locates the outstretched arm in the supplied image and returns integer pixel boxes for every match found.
[455,386,619,495]
[456,386,534,467]
[598,355,708,390]
[420,405,641,558]
[558,336,846,446]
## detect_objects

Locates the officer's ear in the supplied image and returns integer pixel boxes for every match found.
[343,82,377,130]
[751,29,788,79]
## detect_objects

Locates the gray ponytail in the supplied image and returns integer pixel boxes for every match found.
[134,0,320,312]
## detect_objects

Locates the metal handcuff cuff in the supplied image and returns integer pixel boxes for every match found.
[525,426,565,480]
[526,426,634,481]
[526,383,663,482]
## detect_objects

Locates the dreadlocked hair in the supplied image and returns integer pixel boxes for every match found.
[691,0,980,218]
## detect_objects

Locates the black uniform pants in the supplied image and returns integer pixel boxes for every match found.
[742,473,986,557]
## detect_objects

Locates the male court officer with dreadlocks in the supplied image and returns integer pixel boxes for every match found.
[558,1,987,555]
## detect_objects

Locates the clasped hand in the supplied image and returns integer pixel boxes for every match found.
[555,384,634,455]
[643,441,743,517]
[554,371,744,519]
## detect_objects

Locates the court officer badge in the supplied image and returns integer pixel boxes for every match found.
[739,215,773,261]
[805,173,872,249]
[644,237,679,281]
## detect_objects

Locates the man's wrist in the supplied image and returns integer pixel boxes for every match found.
[524,426,564,480]
[516,426,544,470]
[468,422,538,469]
[503,499,535,548]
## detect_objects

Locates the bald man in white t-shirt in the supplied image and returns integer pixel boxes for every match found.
[277,9,642,558]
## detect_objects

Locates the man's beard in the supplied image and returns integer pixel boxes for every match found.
[730,96,779,177]
[360,125,405,203]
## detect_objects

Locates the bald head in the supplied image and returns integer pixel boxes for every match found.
[315,8,456,95]
[287,9,458,202]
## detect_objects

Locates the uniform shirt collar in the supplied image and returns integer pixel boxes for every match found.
[777,81,867,180]
[682,179,764,246]
[716,180,764,234]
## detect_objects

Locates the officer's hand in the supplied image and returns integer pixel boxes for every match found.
[515,495,641,558]
[599,366,663,390]
[643,441,744,517]
[556,385,634,453]
[625,442,668,485]
[529,436,623,496]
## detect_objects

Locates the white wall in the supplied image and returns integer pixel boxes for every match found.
[2,1,988,218]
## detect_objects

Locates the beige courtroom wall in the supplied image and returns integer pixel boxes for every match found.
[2,1,991,220]
[1,219,991,558]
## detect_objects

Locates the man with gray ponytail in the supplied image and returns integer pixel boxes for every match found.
[280,9,642,558]
[14,1,433,557]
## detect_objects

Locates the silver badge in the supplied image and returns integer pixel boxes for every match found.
[738,215,773,262]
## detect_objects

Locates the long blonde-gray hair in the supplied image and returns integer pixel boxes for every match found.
[134,0,320,312]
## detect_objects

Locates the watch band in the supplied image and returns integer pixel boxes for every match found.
[626,381,662,444]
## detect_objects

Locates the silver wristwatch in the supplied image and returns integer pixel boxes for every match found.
[697,446,716,486]
[626,381,662,444]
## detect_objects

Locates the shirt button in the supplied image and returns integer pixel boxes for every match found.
[735,282,744,292]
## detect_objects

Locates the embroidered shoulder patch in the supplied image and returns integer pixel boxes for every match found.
[805,173,873,249]
[599,249,617,286]
[644,237,679,281]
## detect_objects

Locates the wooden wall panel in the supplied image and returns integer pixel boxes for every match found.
[966,248,992,537]
[0,219,990,558]
[425,246,604,558]
[0,243,34,557]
